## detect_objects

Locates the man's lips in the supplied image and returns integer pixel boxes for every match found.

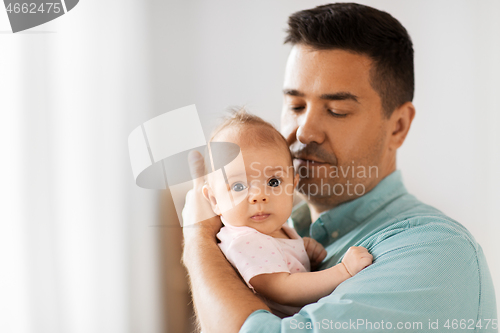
[294,157,329,166]
[250,213,270,221]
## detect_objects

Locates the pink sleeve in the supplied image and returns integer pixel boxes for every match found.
[223,231,290,289]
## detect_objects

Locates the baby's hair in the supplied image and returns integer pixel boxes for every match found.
[209,106,293,163]
[203,106,294,185]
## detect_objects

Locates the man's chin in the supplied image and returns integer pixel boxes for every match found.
[295,177,366,206]
[296,178,336,200]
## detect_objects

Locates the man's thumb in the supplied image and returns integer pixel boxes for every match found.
[188,150,206,185]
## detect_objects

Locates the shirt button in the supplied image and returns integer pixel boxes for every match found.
[331,231,339,239]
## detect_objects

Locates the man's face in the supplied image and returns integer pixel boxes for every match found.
[281,45,392,210]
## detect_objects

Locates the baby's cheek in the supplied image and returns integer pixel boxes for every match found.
[277,196,294,219]
[231,189,249,206]
[220,204,248,227]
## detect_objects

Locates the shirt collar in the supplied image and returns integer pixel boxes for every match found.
[289,170,407,246]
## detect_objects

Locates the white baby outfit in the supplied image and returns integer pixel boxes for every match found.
[217,217,311,317]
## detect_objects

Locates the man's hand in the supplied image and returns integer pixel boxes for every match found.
[341,246,373,276]
[181,151,222,251]
[303,237,327,269]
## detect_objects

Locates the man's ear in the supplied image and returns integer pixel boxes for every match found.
[388,101,416,151]
[202,184,221,216]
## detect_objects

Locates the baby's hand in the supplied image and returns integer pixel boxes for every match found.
[341,246,373,277]
[303,237,327,269]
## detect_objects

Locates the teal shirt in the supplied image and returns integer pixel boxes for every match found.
[240,170,497,332]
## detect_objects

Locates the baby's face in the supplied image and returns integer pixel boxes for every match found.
[206,144,298,236]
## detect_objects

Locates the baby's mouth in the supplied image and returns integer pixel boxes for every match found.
[250,213,270,221]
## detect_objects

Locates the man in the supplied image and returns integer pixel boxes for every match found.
[182,3,497,332]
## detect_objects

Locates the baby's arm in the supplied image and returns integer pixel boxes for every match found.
[249,246,373,307]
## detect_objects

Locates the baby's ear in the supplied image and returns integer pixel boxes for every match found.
[202,184,221,216]
[201,184,211,201]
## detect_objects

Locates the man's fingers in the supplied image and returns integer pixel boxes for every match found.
[182,187,218,227]
[188,150,207,187]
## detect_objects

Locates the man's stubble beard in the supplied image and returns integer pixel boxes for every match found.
[295,136,387,210]
[295,163,368,209]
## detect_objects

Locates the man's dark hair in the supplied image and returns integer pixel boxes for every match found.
[285,3,414,117]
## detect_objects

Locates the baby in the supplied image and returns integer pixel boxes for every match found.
[202,108,373,318]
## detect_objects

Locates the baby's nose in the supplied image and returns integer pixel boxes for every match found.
[248,187,269,203]
[251,196,267,203]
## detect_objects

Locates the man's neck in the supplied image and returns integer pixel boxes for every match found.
[296,191,332,223]
[308,204,331,224]
[305,165,397,223]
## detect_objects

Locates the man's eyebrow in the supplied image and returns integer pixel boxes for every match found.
[282,89,305,97]
[283,89,359,103]
[320,92,359,103]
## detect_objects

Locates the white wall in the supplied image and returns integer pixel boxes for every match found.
[0,1,163,333]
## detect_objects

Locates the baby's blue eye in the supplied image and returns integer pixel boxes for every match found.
[268,178,281,187]
[231,182,247,192]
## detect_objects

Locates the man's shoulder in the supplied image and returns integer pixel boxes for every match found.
[385,193,474,238]
[371,192,479,248]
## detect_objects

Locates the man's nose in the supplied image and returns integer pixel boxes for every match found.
[296,107,326,145]
[248,186,269,204]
